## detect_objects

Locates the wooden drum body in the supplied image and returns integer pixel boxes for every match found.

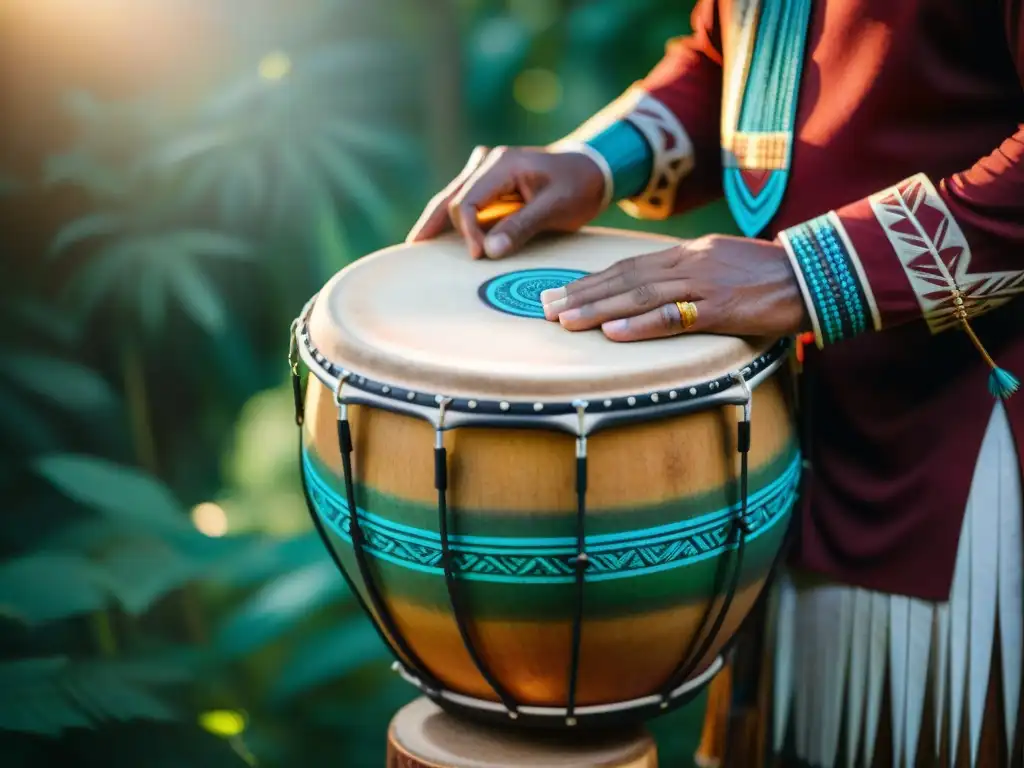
[292,228,800,729]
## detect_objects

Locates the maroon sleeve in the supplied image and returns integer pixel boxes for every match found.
[779,3,1024,348]
[557,0,724,220]
[635,0,725,216]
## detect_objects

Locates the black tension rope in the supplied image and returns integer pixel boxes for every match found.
[433,398,521,717]
[658,372,754,705]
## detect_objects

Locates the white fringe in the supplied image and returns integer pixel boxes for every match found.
[773,404,1022,767]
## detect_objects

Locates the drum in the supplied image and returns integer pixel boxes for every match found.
[386,697,658,768]
[289,227,800,729]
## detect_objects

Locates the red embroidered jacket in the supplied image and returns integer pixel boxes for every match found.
[597,0,1024,601]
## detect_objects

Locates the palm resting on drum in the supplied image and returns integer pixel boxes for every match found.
[407,147,808,344]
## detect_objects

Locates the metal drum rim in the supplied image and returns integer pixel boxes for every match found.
[293,295,791,430]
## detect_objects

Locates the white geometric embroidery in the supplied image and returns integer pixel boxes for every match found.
[556,87,695,221]
[868,173,1024,333]
[619,92,696,220]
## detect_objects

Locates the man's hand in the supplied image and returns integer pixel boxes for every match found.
[540,235,810,341]
[406,146,606,260]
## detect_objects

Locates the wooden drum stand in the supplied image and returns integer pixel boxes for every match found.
[386,698,659,768]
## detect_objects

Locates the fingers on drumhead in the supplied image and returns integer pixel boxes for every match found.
[405,146,492,243]
[601,300,706,342]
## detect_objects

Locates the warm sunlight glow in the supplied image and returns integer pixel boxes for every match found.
[259,51,293,82]
[191,502,229,537]
[199,709,247,737]
[513,68,562,114]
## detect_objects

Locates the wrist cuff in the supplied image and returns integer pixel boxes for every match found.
[778,212,876,349]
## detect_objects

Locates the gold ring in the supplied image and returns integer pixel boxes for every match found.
[675,301,698,330]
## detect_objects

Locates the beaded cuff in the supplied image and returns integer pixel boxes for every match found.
[778,212,881,349]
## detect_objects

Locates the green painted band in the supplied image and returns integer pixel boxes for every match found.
[303,450,800,585]
[303,441,800,540]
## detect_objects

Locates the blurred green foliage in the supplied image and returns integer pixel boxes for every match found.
[1,0,725,765]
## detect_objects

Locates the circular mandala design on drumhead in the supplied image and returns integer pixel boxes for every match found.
[478,268,588,319]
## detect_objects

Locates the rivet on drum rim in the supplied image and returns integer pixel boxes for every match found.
[533,403,544,412]
[669,391,677,399]
[435,394,444,404]
[690,387,697,395]
[627,396,636,406]
[566,717,577,727]
[603,399,612,407]
[651,393,659,403]
[407,392,416,400]
[381,386,390,393]
[500,401,510,411]
[468,400,477,409]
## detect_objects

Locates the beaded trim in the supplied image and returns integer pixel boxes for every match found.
[779,213,879,349]
[296,300,790,417]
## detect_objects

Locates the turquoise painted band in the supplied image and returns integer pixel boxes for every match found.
[584,119,654,202]
[302,451,801,585]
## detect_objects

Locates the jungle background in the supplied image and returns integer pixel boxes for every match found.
[0,1,739,765]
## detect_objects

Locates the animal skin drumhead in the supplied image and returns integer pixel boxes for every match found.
[307,227,776,402]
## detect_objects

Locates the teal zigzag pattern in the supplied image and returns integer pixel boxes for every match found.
[303,452,800,584]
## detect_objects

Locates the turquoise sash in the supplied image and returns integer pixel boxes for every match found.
[721,0,814,237]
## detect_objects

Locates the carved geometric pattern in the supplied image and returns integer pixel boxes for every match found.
[868,173,1024,333]
[303,453,800,584]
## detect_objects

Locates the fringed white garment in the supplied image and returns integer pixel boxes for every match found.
[773,404,1023,768]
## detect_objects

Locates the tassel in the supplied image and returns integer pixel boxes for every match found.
[953,290,1018,401]
[988,367,1020,400]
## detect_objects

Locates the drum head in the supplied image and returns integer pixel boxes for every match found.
[389,698,656,768]
[308,227,777,402]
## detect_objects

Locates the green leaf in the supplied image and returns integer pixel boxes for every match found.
[166,259,226,335]
[3,299,82,345]
[320,120,417,164]
[139,260,169,336]
[0,353,115,412]
[213,559,345,657]
[33,454,192,536]
[0,380,58,451]
[270,617,389,703]
[206,533,327,588]
[77,722,253,768]
[63,239,138,319]
[43,151,127,198]
[217,153,265,227]
[148,129,233,168]
[158,230,252,261]
[49,212,126,258]
[100,540,206,615]
[175,150,235,212]
[0,554,113,624]
[313,200,352,275]
[307,136,396,233]
[0,657,180,736]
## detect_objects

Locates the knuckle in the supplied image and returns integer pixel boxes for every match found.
[630,283,660,307]
[619,256,638,278]
[659,304,678,328]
